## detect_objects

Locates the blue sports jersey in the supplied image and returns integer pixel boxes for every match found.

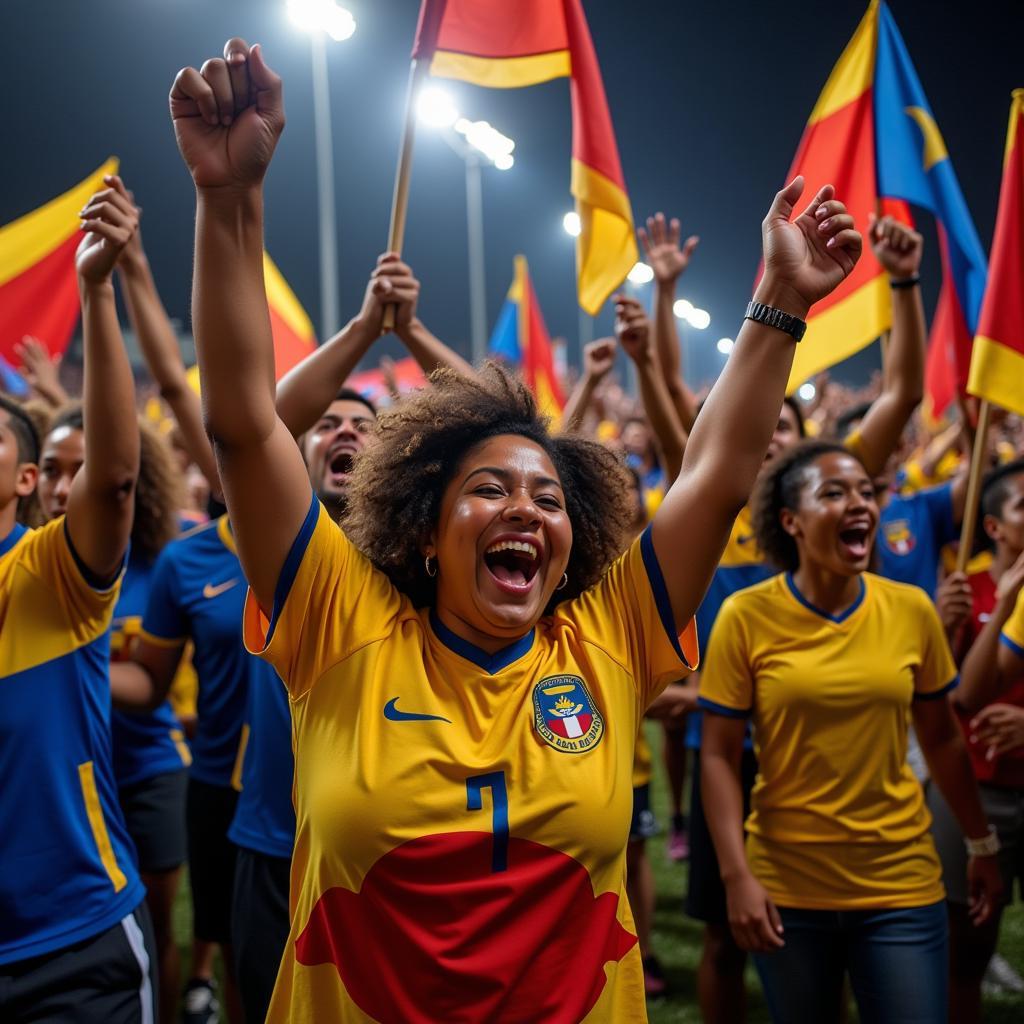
[228,663,296,860]
[685,508,774,750]
[876,483,957,599]
[0,520,144,965]
[140,517,251,788]
[110,556,191,787]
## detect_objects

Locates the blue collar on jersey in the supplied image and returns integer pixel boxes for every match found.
[429,609,535,675]
[785,572,866,624]
[0,521,28,559]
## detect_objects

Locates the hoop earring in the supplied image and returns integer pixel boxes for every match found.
[424,555,437,578]
[556,572,568,591]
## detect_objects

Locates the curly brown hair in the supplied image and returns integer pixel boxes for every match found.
[751,439,858,572]
[45,404,182,563]
[342,362,635,610]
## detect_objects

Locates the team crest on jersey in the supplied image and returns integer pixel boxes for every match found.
[532,675,604,753]
[883,519,916,556]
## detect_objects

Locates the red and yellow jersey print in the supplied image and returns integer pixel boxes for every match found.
[244,498,696,1021]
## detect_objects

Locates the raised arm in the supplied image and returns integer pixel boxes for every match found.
[651,179,861,628]
[67,176,141,580]
[850,216,925,477]
[13,336,69,410]
[171,39,312,610]
[639,213,700,432]
[561,338,615,434]
[117,213,220,493]
[615,295,686,484]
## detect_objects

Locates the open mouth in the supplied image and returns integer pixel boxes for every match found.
[483,539,541,594]
[328,450,354,483]
[838,524,871,561]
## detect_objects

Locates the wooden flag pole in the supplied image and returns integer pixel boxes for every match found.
[955,398,992,573]
[381,58,431,332]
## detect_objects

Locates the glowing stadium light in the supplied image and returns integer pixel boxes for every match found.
[416,86,459,128]
[454,117,516,167]
[627,262,654,285]
[798,382,817,402]
[563,211,581,237]
[287,0,356,41]
[673,298,693,319]
[688,307,711,330]
[493,153,514,171]
[717,337,734,355]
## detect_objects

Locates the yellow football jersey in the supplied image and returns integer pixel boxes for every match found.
[244,498,697,1023]
[699,571,957,910]
[632,728,653,788]
[1002,587,1024,658]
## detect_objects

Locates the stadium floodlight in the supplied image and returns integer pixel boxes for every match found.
[717,337,734,355]
[627,262,654,285]
[416,86,459,129]
[673,298,693,319]
[798,382,817,402]
[287,0,356,41]
[454,117,516,168]
[688,307,711,330]
[563,212,581,237]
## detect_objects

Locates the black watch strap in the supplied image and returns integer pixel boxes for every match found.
[745,300,807,342]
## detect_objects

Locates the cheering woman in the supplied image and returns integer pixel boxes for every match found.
[699,439,1003,1023]
[170,38,861,1022]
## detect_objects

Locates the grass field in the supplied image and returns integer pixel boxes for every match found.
[171,723,1024,1021]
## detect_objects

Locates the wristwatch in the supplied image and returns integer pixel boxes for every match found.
[745,300,807,342]
[965,826,1001,857]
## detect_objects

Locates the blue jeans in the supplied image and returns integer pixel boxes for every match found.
[752,901,948,1024]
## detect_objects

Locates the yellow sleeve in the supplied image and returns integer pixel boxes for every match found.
[912,589,960,699]
[557,525,698,708]
[696,593,755,717]
[1001,588,1024,660]
[243,496,403,698]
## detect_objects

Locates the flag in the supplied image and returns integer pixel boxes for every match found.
[874,1,988,415]
[489,255,565,417]
[413,0,636,314]
[0,159,118,364]
[776,4,897,390]
[347,357,427,402]
[967,90,1024,417]
[187,250,316,393]
[0,355,29,398]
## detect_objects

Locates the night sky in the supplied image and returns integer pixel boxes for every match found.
[2,0,1021,388]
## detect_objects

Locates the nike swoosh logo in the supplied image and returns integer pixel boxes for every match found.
[203,579,240,599]
[383,697,451,724]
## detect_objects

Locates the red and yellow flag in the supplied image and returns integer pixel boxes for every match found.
[967,90,1024,417]
[188,250,315,393]
[413,0,636,314]
[0,159,118,364]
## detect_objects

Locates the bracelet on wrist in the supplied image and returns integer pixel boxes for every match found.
[889,275,921,290]
[744,300,806,342]
[965,825,1000,857]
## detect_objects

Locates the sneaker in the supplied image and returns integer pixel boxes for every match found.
[643,955,668,998]
[983,952,1024,995]
[667,827,689,862]
[182,978,220,1024]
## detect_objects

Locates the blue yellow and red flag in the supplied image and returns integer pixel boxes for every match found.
[0,355,29,398]
[874,1,988,420]
[779,1,986,395]
[0,159,118,365]
[490,255,566,418]
[967,90,1024,417]
[413,0,636,315]
[188,250,316,394]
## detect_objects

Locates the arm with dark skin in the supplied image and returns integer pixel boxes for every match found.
[68,175,141,580]
[701,714,785,952]
[638,213,700,433]
[561,339,615,434]
[117,215,221,493]
[110,640,186,712]
[851,216,925,478]
[651,178,862,629]
[913,696,1003,924]
[615,295,686,484]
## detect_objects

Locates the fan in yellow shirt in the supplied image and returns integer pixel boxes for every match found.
[699,439,1002,1023]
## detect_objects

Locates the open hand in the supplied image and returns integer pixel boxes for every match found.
[758,178,862,317]
[14,336,67,408]
[76,176,140,283]
[614,295,651,363]
[170,39,284,189]
[638,212,699,285]
[869,214,923,280]
[996,551,1024,608]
